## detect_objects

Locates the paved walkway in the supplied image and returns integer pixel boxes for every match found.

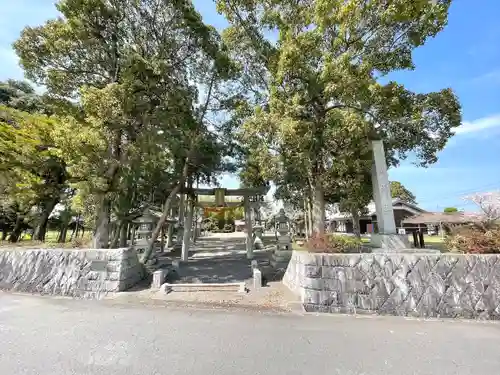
[138,232,297,310]
[173,232,275,284]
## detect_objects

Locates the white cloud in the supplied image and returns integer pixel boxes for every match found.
[469,70,500,87]
[453,114,500,135]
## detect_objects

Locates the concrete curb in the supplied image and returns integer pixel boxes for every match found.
[285,301,306,315]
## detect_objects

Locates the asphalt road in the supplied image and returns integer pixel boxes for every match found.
[1,293,499,375]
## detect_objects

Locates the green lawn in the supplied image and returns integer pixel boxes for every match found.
[348,235,444,245]
[293,234,446,252]
[292,242,306,251]
[0,230,91,248]
[418,235,445,244]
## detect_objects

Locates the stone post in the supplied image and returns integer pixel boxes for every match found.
[181,198,194,262]
[370,140,410,251]
[130,225,136,246]
[371,140,396,234]
[244,195,253,259]
[371,161,384,233]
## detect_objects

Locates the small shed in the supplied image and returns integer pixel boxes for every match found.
[402,212,481,234]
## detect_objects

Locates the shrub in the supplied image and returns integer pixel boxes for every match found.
[445,227,500,254]
[305,234,363,253]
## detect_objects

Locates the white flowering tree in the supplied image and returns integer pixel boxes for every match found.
[463,191,500,229]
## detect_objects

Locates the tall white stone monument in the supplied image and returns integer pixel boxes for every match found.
[370,140,410,251]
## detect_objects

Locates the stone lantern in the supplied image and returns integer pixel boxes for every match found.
[131,208,176,253]
[131,210,156,253]
[271,209,293,268]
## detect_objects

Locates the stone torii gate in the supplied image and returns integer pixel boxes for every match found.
[179,186,269,261]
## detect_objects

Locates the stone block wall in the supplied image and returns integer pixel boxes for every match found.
[283,251,500,319]
[0,248,144,299]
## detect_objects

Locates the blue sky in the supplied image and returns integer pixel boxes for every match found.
[2,1,500,212]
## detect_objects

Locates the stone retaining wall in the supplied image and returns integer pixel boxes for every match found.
[283,251,500,319]
[0,248,144,299]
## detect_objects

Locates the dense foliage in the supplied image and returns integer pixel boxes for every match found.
[445,227,500,254]
[1,0,462,256]
[305,234,364,254]
[444,192,500,253]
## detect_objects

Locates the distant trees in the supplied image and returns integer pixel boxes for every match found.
[464,192,500,229]
[0,79,44,113]
[444,207,458,213]
[390,181,417,205]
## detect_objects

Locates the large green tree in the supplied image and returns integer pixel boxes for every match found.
[15,0,234,249]
[217,0,461,234]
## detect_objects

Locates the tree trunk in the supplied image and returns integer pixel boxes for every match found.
[92,195,111,248]
[307,195,313,237]
[192,207,198,242]
[311,181,325,236]
[182,197,195,261]
[166,223,174,247]
[71,215,80,241]
[119,222,129,247]
[351,209,361,239]
[303,197,309,240]
[33,197,59,241]
[141,184,182,263]
[70,227,76,241]
[8,216,23,243]
[141,158,190,263]
[58,225,69,243]
[176,193,185,245]
[110,222,122,248]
